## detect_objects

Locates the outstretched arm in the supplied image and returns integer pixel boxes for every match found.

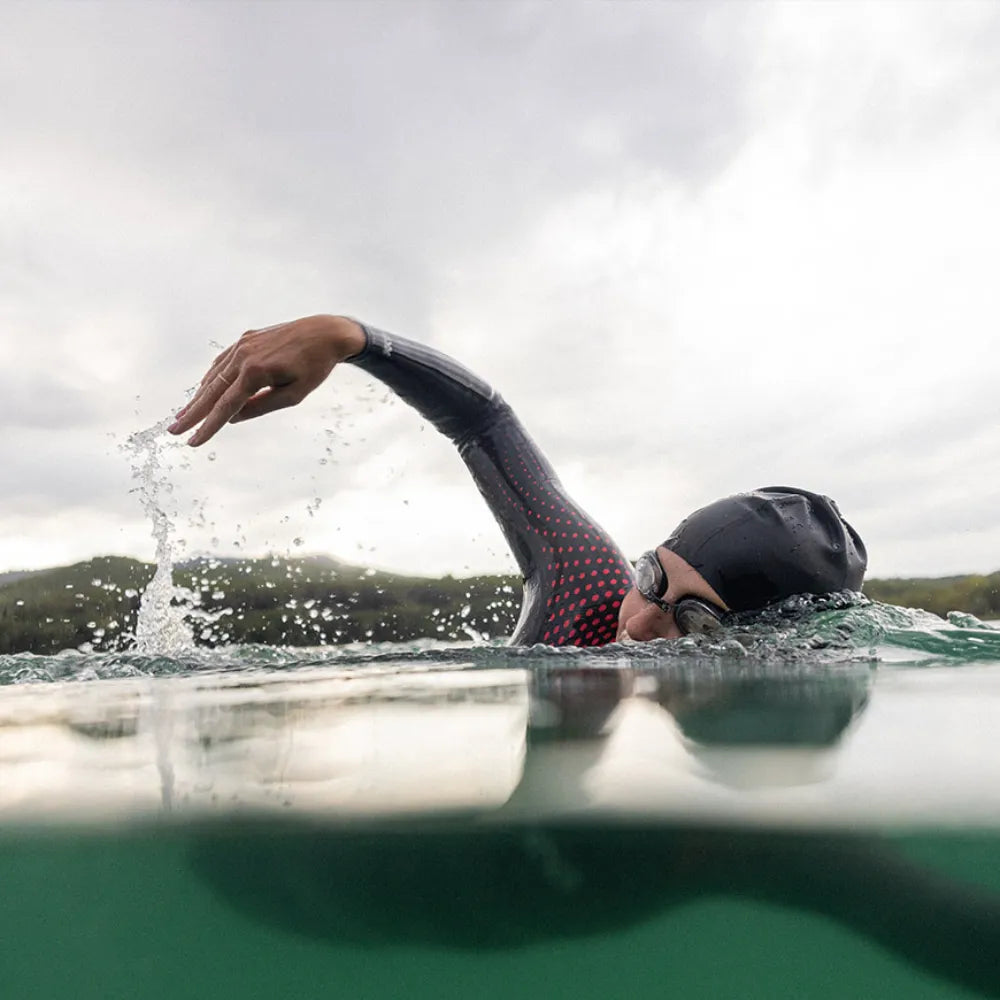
[171,315,632,646]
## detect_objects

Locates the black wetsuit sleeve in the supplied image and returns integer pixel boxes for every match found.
[347,324,634,646]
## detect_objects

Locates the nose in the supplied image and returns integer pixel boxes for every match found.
[622,602,683,642]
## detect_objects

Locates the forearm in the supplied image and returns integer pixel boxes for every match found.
[346,322,504,446]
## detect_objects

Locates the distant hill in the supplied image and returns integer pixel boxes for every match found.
[2,555,998,655]
[0,554,520,655]
[862,572,1000,621]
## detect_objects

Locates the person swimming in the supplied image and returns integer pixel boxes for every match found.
[168,315,867,647]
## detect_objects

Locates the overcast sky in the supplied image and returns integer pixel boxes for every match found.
[2,0,999,581]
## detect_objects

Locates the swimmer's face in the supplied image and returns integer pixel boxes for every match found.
[616,546,729,642]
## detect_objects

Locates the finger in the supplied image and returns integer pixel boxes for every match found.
[198,345,238,390]
[187,376,259,447]
[189,346,241,407]
[229,383,305,424]
[170,345,239,428]
[170,370,238,435]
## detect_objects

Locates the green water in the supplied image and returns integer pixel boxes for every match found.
[2,823,998,999]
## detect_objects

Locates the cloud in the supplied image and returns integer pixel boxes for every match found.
[1,1,999,581]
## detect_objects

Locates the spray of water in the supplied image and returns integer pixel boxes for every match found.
[125,419,195,655]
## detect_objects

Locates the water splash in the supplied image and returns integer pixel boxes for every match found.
[125,419,195,655]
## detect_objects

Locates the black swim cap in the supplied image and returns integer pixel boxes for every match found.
[662,487,867,613]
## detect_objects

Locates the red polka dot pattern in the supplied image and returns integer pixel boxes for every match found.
[460,409,634,647]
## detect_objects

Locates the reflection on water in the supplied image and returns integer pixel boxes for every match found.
[8,654,1000,826]
[0,665,530,823]
[0,656,880,825]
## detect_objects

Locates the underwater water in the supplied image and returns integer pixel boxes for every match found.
[3,603,1000,999]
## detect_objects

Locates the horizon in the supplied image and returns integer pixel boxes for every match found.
[4,550,999,586]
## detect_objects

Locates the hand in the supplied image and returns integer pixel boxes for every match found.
[168,315,365,447]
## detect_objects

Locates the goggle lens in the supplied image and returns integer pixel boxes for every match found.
[634,551,666,601]
[634,551,726,637]
[674,599,725,637]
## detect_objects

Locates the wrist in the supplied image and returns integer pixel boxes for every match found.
[323,314,367,359]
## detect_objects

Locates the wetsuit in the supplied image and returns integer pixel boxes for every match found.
[349,325,634,646]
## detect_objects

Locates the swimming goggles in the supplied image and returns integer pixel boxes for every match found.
[634,550,727,636]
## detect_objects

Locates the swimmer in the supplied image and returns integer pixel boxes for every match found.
[169,315,866,646]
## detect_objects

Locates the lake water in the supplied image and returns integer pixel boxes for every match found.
[3,606,1000,999]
